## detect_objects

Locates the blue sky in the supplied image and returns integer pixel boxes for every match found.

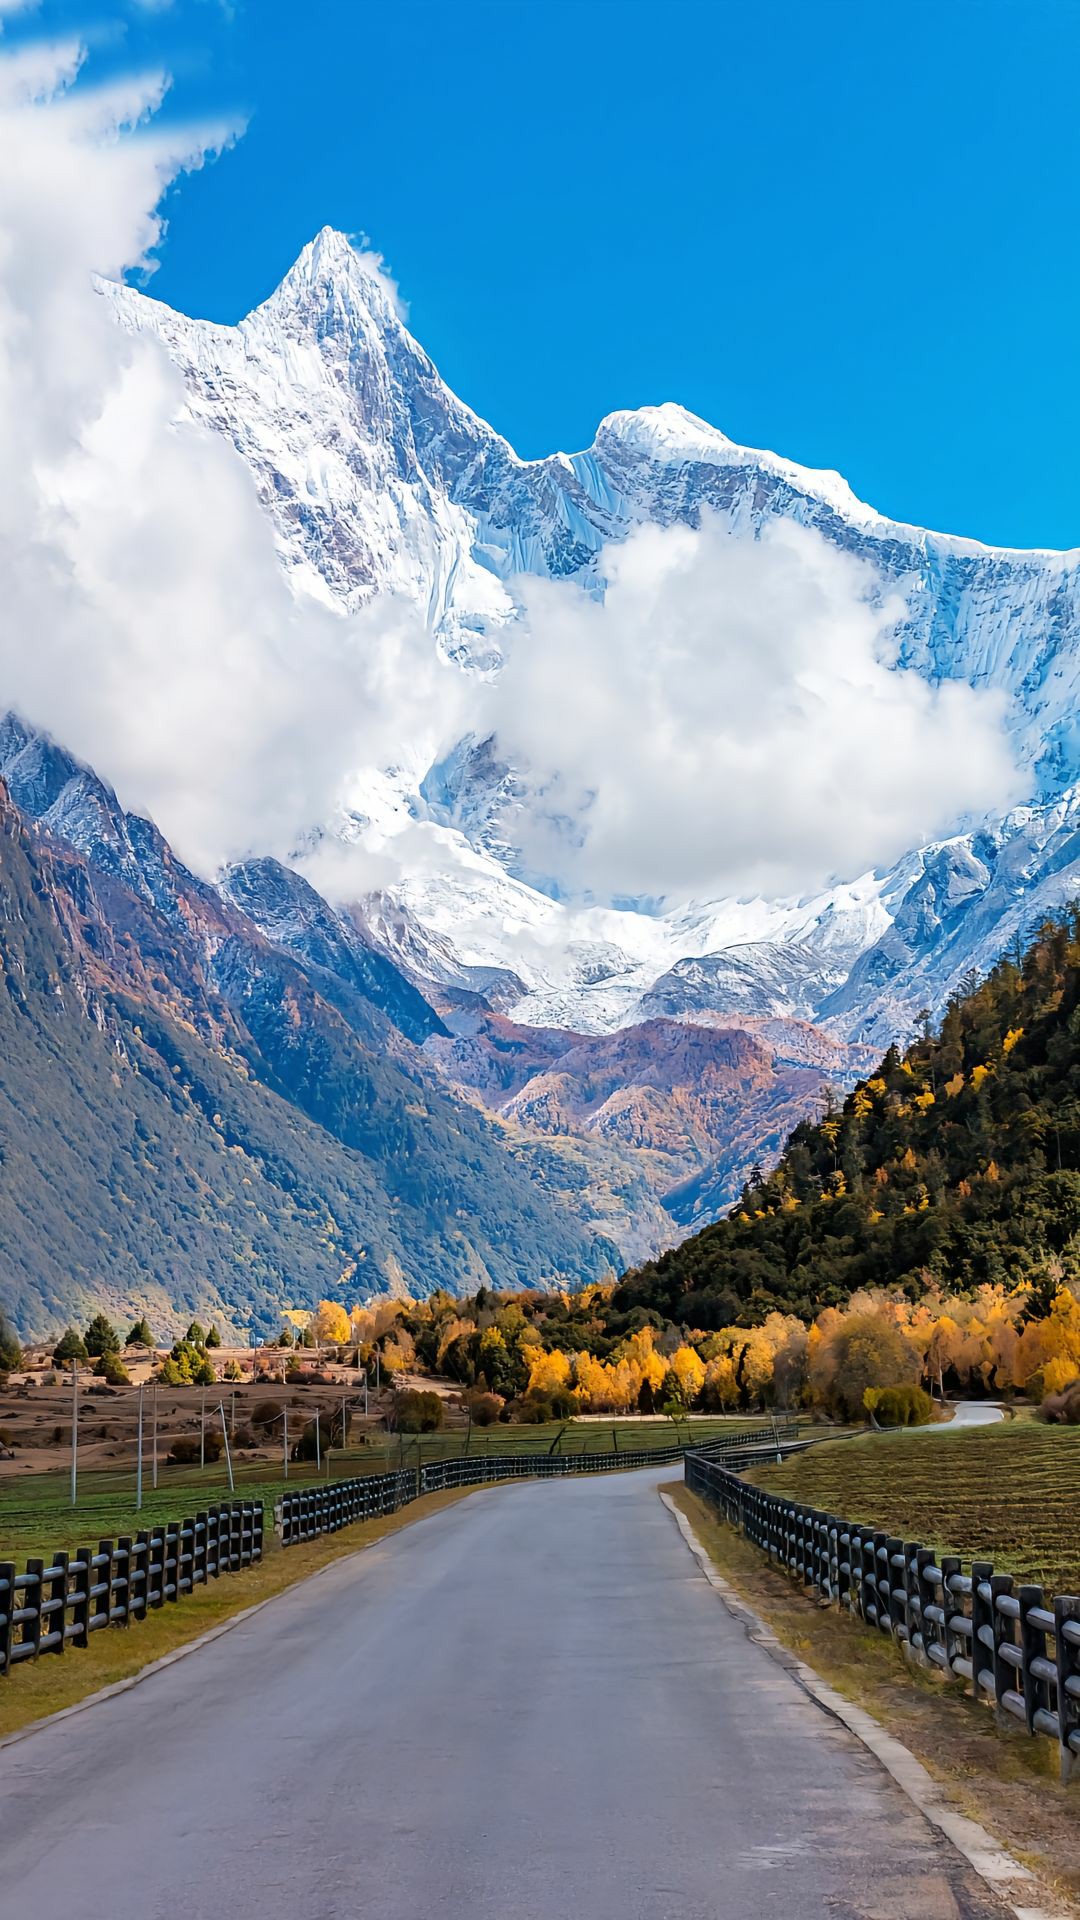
[9,0,1080,548]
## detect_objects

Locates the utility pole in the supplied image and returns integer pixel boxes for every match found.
[314,1408,321,1475]
[152,1383,158,1490]
[283,1404,289,1481]
[70,1361,79,1508]
[341,1394,347,1459]
[219,1402,234,1493]
[136,1382,144,1512]
[200,1389,206,1471]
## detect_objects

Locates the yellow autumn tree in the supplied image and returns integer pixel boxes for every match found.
[574,1349,614,1410]
[667,1344,706,1408]
[1042,1355,1080,1396]
[312,1300,350,1346]
[702,1353,738,1411]
[380,1336,412,1377]
[528,1347,572,1397]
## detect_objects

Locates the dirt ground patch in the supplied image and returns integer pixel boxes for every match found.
[665,1481,1080,1915]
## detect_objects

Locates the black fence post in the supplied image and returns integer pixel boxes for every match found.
[164,1523,181,1602]
[116,1538,133,1626]
[25,1560,44,1659]
[939,1556,963,1678]
[903,1544,924,1660]
[885,1538,905,1640]
[149,1527,166,1608]
[50,1551,70,1655]
[208,1507,222,1577]
[990,1573,1016,1726]
[1019,1586,1050,1736]
[71,1549,92,1650]
[97,1540,114,1632]
[1054,1597,1080,1783]
[916,1550,939,1666]
[970,1561,994,1702]
[0,1563,14,1674]
[836,1523,851,1610]
[133,1532,150,1621]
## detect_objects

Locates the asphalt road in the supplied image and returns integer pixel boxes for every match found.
[0,1469,1012,1920]
[946,1402,1005,1427]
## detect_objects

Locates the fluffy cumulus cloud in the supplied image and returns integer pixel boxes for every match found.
[488,515,1022,901]
[0,39,459,873]
[0,36,1021,912]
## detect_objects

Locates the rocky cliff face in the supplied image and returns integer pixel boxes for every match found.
[422,1008,867,1226]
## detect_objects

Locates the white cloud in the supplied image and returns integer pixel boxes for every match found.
[486,514,1022,902]
[0,37,1023,920]
[0,39,461,874]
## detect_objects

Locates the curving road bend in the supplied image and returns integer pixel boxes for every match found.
[0,1469,1012,1920]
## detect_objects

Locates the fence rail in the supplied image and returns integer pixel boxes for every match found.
[685,1449,1080,1783]
[276,1422,800,1547]
[0,1501,262,1680]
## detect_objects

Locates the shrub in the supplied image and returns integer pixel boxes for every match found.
[465,1390,504,1427]
[168,1431,225,1465]
[291,1413,327,1462]
[392,1389,444,1433]
[250,1399,282,1431]
[515,1394,555,1424]
[868,1383,934,1427]
[96,1350,131,1386]
[1041,1381,1080,1424]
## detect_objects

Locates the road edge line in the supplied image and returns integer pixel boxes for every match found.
[658,1489,1062,1920]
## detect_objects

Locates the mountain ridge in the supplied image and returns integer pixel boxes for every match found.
[101,229,1080,1057]
[0,749,634,1337]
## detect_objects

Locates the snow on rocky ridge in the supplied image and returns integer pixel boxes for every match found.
[104,229,1080,1045]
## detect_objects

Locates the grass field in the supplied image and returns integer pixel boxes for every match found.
[0,1415,771,1560]
[749,1424,1080,1596]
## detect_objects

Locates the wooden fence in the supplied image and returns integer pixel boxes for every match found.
[685,1449,1080,1783]
[0,1501,262,1680]
[276,1423,800,1547]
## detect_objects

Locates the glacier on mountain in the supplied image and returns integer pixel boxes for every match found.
[102,228,1080,1044]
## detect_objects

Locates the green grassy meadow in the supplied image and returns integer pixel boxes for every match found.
[0,1415,769,1560]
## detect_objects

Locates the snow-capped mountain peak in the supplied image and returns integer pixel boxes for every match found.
[101,231,1080,1050]
[264,225,403,314]
[587,402,871,523]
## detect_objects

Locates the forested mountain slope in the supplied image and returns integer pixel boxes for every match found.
[0,781,618,1338]
[615,916,1080,1328]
